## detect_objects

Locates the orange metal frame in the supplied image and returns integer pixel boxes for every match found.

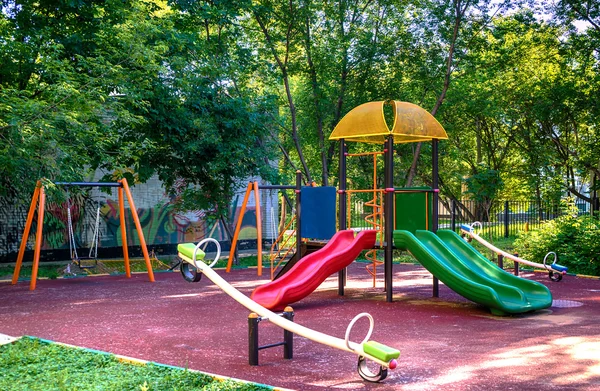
[227,178,307,278]
[226,182,267,276]
[12,178,155,290]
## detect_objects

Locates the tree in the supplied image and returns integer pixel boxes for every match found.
[0,0,172,200]
[139,0,278,239]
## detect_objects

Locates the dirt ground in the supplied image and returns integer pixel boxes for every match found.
[1,262,599,391]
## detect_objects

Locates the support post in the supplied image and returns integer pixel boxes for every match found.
[29,185,46,291]
[514,254,519,276]
[283,306,294,359]
[248,308,295,366]
[432,138,439,298]
[253,182,263,276]
[384,136,394,302]
[248,313,259,366]
[120,178,155,282]
[227,183,253,272]
[504,200,510,238]
[497,254,504,269]
[451,199,456,232]
[13,182,41,285]
[118,187,131,278]
[295,171,302,264]
[338,140,347,296]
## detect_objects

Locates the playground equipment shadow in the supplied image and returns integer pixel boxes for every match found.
[1,263,599,391]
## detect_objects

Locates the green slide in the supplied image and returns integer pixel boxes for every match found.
[393,230,552,315]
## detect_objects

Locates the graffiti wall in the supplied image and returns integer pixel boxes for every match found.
[0,175,280,263]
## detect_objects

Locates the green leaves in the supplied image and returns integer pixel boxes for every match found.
[515,198,600,276]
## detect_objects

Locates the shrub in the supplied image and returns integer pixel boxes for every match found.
[514,199,600,276]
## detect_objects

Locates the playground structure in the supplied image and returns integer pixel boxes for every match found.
[221,100,554,316]
[328,100,553,315]
[226,171,338,281]
[250,229,378,311]
[330,100,448,300]
[226,173,301,278]
[12,179,156,290]
[176,237,400,382]
[344,151,385,287]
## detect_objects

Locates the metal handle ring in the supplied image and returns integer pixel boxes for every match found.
[193,238,221,269]
[345,313,374,351]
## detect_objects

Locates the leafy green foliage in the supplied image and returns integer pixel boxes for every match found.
[464,164,504,202]
[0,0,598,221]
[0,337,271,391]
[0,0,172,201]
[514,199,600,276]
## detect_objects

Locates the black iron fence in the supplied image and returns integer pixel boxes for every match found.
[349,197,596,239]
[441,199,595,238]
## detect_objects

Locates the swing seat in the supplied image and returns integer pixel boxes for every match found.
[73,256,98,269]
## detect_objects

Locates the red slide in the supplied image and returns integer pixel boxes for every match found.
[251,230,377,311]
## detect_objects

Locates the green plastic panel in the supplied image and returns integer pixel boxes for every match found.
[394,187,433,233]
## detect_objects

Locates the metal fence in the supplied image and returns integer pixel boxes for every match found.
[441,199,595,238]
[349,198,596,239]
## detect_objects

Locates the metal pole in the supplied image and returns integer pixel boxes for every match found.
[13,182,41,285]
[248,313,259,366]
[295,171,302,262]
[504,200,510,238]
[29,185,46,291]
[283,306,294,359]
[257,185,296,190]
[384,136,394,302]
[118,187,131,278]
[338,140,347,296]
[451,199,456,232]
[253,182,263,276]
[54,181,122,188]
[432,138,439,298]
[121,178,155,282]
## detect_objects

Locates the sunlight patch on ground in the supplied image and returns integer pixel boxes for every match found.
[71,299,107,306]
[401,335,600,390]
[161,293,205,299]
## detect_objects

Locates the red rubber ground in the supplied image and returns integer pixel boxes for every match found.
[1,263,599,390]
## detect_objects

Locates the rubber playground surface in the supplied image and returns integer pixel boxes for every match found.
[1,262,599,391]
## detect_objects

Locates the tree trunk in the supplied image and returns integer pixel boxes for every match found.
[303,10,328,186]
[405,0,468,187]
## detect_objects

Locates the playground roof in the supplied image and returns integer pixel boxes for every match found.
[329,100,448,144]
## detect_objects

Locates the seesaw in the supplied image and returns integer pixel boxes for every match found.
[176,239,400,382]
[460,222,567,281]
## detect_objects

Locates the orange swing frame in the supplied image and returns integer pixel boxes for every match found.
[12,178,155,290]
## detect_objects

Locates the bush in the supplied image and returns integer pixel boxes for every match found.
[514,199,600,276]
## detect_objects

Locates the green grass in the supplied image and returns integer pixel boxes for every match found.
[0,264,63,280]
[213,255,263,269]
[0,337,272,391]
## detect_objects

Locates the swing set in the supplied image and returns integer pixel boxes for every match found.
[65,188,101,270]
[226,172,302,278]
[12,178,156,290]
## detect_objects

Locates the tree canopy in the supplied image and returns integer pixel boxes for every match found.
[1,0,598,214]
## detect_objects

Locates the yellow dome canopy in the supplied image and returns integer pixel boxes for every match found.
[329,100,448,144]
